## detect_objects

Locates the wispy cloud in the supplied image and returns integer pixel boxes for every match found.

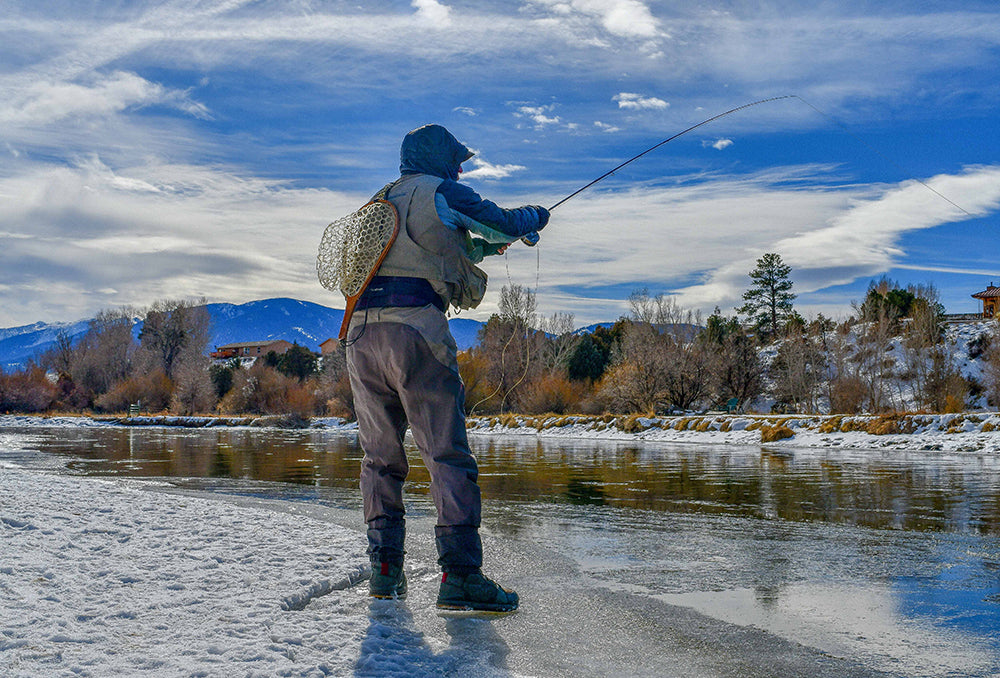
[1,71,209,125]
[488,165,1000,323]
[0,156,363,325]
[1,1,998,326]
[527,0,662,39]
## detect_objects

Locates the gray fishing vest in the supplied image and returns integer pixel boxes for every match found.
[377,174,488,310]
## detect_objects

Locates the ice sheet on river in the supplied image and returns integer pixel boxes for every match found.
[5,456,975,678]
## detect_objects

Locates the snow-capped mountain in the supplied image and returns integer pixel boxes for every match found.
[0,320,92,372]
[0,299,486,370]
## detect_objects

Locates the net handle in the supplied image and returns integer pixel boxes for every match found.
[337,199,400,342]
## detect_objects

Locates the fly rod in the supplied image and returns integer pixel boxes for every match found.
[546,95,796,211]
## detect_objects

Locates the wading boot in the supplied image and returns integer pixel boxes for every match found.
[436,571,518,612]
[369,562,407,599]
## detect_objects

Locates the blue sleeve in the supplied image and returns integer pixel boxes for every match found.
[436,180,542,238]
[435,194,516,244]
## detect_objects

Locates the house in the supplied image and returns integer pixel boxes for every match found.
[210,340,294,360]
[972,284,1000,319]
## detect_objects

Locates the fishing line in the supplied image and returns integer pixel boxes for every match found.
[789,95,974,216]
[469,247,539,416]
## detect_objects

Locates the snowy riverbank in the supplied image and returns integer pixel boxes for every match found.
[1,463,378,676]
[5,416,999,676]
[6,410,1000,455]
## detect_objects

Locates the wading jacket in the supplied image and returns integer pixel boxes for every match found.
[358,124,546,313]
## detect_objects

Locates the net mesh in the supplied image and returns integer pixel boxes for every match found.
[316,200,398,297]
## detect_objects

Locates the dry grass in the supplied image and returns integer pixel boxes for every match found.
[760,424,795,443]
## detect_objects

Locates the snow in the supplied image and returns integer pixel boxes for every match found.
[1,464,375,676]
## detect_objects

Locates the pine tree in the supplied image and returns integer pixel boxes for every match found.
[738,253,796,338]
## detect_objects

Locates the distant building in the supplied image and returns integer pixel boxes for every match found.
[972,284,1000,319]
[210,340,294,360]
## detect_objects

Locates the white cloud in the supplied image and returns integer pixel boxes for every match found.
[515,104,562,128]
[707,138,734,150]
[484,165,1000,324]
[667,165,1000,315]
[412,0,452,25]
[463,158,527,180]
[613,92,668,110]
[453,106,478,116]
[0,157,364,326]
[0,71,210,125]
[594,121,621,133]
[529,0,661,38]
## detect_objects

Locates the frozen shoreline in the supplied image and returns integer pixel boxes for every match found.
[4,416,998,676]
[6,411,1000,455]
[0,463,376,677]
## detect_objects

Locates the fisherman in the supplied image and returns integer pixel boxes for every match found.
[346,124,549,611]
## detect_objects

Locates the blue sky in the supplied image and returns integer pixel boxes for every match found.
[2,0,999,328]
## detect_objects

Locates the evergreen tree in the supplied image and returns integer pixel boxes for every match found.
[276,344,319,381]
[738,253,796,339]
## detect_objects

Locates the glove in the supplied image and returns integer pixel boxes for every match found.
[528,205,550,230]
[520,231,540,247]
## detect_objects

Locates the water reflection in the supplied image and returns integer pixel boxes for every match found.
[11,425,1000,536]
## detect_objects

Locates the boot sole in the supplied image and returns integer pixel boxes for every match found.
[370,591,407,600]
[436,602,518,614]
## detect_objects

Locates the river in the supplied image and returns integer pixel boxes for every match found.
[3,423,999,677]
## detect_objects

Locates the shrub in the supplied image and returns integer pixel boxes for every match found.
[829,376,866,414]
[95,369,172,413]
[0,368,58,413]
[518,372,587,415]
[760,424,795,442]
[218,363,319,416]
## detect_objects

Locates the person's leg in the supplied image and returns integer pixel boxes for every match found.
[391,325,483,573]
[347,334,409,568]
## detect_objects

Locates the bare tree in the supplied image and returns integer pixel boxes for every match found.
[600,293,710,413]
[472,284,545,413]
[69,307,138,397]
[138,299,210,380]
[771,330,825,413]
[852,301,899,413]
[539,311,579,373]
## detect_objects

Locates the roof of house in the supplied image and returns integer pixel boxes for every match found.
[215,340,292,350]
[972,286,1000,299]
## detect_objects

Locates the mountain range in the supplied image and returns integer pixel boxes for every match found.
[0,298,488,371]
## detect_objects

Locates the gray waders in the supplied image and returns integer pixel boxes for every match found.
[346,305,483,573]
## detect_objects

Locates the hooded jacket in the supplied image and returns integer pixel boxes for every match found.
[399,124,543,240]
[361,125,545,311]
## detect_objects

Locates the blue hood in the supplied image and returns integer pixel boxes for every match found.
[399,124,474,181]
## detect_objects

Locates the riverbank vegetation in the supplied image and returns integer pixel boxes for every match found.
[2,261,999,420]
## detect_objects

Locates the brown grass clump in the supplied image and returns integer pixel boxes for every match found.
[760,424,795,443]
[620,414,651,433]
[982,422,996,433]
[866,415,902,436]
[818,416,844,434]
